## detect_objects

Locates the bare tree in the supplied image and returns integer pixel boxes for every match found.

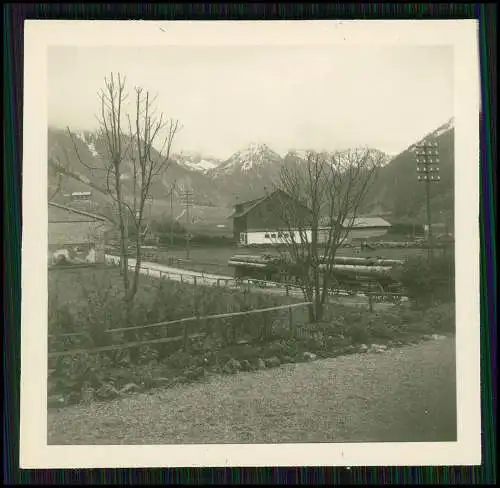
[125,85,180,302]
[66,72,180,334]
[273,148,383,322]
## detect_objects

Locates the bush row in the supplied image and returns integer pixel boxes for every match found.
[48,286,455,408]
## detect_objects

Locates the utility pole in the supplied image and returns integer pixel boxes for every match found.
[180,188,194,260]
[415,141,440,263]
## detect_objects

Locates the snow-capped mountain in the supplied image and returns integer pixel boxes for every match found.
[361,117,455,221]
[207,143,285,202]
[407,117,455,154]
[47,127,230,212]
[283,147,392,168]
[74,130,100,158]
[173,151,221,173]
[214,143,283,175]
[48,116,454,225]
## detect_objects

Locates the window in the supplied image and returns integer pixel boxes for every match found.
[264,233,270,238]
[271,233,277,239]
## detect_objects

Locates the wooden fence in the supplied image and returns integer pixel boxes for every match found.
[133,263,407,306]
[48,301,313,359]
[110,257,402,298]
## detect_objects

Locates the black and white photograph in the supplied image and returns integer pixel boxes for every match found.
[21,20,481,468]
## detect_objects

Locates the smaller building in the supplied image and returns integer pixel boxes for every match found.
[48,202,114,265]
[71,191,92,201]
[327,216,392,243]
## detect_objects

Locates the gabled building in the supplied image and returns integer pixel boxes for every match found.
[230,190,392,246]
[229,189,312,245]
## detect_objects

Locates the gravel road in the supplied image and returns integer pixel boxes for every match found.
[105,255,400,310]
[47,336,456,445]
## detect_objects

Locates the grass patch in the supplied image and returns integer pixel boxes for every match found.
[48,265,455,408]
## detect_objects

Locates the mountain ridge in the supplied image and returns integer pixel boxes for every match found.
[361,117,455,226]
[48,117,454,230]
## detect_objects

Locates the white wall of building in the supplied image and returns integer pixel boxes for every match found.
[243,229,312,245]
[242,227,389,245]
[347,228,389,241]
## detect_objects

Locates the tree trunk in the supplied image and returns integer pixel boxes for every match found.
[314,292,323,322]
[308,304,315,324]
[310,223,323,324]
[115,170,129,293]
[131,220,143,301]
[114,170,137,359]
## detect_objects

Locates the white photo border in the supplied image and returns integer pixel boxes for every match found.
[21,19,481,468]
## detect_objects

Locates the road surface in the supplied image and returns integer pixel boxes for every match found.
[105,255,402,310]
[47,336,456,444]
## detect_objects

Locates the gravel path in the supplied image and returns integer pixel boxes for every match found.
[47,337,456,445]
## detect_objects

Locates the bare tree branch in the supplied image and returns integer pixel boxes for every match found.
[272,148,382,321]
[66,72,181,352]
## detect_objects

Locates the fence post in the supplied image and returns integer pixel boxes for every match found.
[261,311,270,342]
[217,278,220,288]
[286,286,293,333]
[180,274,183,283]
[193,276,197,286]
[233,316,237,344]
[183,321,190,351]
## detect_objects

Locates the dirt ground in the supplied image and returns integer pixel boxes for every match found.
[48,336,456,445]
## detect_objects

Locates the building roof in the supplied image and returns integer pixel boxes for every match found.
[48,202,110,223]
[229,189,311,219]
[229,195,268,219]
[348,216,392,228]
[319,216,392,229]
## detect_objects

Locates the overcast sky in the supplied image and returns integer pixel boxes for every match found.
[48,45,453,159]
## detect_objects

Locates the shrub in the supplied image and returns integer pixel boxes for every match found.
[367,321,396,340]
[347,323,370,344]
[395,254,455,308]
[221,343,262,361]
[49,304,76,335]
[53,352,111,397]
[421,303,455,333]
[136,345,160,365]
